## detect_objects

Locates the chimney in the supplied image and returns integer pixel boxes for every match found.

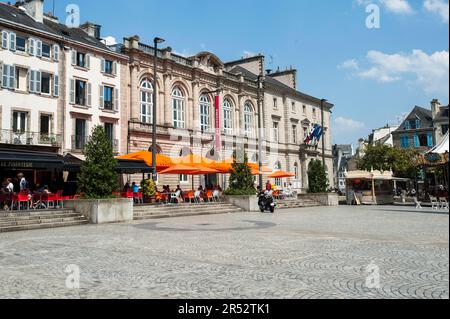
[431,99,441,118]
[17,0,44,23]
[80,22,102,39]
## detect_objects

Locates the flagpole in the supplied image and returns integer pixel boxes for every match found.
[321,99,327,169]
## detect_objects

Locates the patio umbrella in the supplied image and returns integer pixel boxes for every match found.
[269,170,295,179]
[159,165,220,191]
[118,151,173,171]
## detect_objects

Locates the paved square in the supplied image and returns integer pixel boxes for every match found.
[0,206,448,299]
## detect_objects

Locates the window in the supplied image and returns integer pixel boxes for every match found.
[223,99,233,134]
[140,78,153,123]
[180,175,189,183]
[313,108,317,118]
[274,162,282,187]
[303,127,308,140]
[294,163,299,179]
[102,59,115,75]
[1,31,16,51]
[442,125,449,136]
[104,123,114,143]
[244,103,253,136]
[405,119,421,130]
[199,94,211,132]
[41,73,51,95]
[73,51,88,68]
[75,80,87,106]
[172,86,185,129]
[1,65,15,89]
[74,119,87,150]
[272,122,279,142]
[1,31,7,49]
[13,111,27,133]
[15,67,27,91]
[303,105,307,115]
[400,136,409,148]
[291,102,296,113]
[292,125,297,144]
[103,86,114,110]
[273,98,278,109]
[16,36,26,52]
[42,43,51,58]
[40,115,50,136]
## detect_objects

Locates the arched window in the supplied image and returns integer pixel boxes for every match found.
[294,162,299,179]
[172,86,185,129]
[199,94,211,132]
[244,103,254,136]
[223,99,233,134]
[140,78,153,124]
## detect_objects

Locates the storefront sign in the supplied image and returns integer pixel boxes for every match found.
[0,161,34,168]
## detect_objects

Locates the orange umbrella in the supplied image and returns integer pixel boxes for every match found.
[118,151,173,171]
[159,164,200,175]
[248,163,273,173]
[269,170,295,178]
[176,154,215,166]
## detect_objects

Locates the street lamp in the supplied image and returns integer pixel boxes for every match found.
[257,75,264,189]
[151,37,165,182]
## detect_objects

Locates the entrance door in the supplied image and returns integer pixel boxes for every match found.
[12,111,27,144]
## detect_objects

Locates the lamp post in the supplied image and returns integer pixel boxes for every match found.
[257,75,264,189]
[151,37,165,182]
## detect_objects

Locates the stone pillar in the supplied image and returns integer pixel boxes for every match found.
[164,74,172,127]
[129,63,138,121]
[192,82,200,131]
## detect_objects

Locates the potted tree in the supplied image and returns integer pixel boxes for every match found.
[141,178,156,203]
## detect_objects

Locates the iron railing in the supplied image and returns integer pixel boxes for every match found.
[0,130,61,147]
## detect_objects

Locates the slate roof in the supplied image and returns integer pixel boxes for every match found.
[0,2,112,52]
[229,66,333,108]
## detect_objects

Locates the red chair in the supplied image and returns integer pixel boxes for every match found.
[13,193,30,211]
[135,191,144,204]
[55,190,64,209]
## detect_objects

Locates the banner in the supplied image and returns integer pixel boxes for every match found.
[215,95,221,152]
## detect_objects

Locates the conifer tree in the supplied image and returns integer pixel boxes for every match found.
[308,159,328,193]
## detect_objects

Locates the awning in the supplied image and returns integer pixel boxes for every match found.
[0,149,63,170]
[117,159,153,174]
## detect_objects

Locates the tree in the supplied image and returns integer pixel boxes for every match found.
[78,125,119,198]
[357,144,419,179]
[141,178,156,198]
[225,150,256,195]
[308,160,328,193]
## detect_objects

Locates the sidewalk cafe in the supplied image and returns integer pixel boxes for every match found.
[345,169,396,205]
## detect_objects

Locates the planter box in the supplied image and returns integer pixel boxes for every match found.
[298,193,339,206]
[64,198,134,224]
[224,195,259,212]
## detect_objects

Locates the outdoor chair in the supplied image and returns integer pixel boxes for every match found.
[194,191,202,203]
[413,197,422,209]
[134,191,144,205]
[185,191,195,203]
[430,197,439,210]
[205,190,213,203]
[212,190,220,202]
[439,198,449,210]
[13,193,30,211]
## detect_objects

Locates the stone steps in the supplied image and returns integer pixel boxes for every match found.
[275,199,321,209]
[0,210,89,233]
[134,203,243,220]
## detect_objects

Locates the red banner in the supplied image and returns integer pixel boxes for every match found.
[215,95,221,152]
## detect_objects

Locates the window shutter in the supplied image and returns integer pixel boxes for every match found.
[427,133,433,147]
[9,33,16,52]
[413,135,420,148]
[28,70,33,92]
[416,119,421,129]
[9,65,15,89]
[36,40,42,57]
[1,31,8,49]
[36,71,41,93]
[113,62,117,75]
[71,50,76,65]
[0,62,3,87]
[1,64,7,88]
[99,85,104,109]
[53,44,59,61]
[114,88,119,111]
[405,121,410,130]
[101,58,105,73]
[53,74,59,97]
[87,83,92,107]
[85,54,90,69]
[69,79,75,104]
[28,38,35,55]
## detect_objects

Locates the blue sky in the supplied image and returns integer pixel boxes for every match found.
[45,0,449,146]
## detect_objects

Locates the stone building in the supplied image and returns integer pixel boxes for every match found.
[119,36,334,191]
[0,0,127,185]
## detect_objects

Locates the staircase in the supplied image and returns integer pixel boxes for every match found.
[0,209,89,233]
[134,202,243,220]
[275,198,321,209]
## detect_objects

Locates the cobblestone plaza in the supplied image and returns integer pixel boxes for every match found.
[0,206,448,299]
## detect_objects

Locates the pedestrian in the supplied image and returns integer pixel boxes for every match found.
[18,173,28,191]
[265,180,272,192]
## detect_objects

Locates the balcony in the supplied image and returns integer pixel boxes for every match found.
[0,130,62,148]
[71,135,119,153]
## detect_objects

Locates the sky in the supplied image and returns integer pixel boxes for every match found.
[43,0,449,147]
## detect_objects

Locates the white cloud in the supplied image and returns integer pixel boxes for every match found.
[356,0,414,14]
[334,117,366,132]
[351,49,449,96]
[242,50,256,58]
[337,59,360,70]
[424,0,449,23]
[172,49,194,57]
[102,36,117,46]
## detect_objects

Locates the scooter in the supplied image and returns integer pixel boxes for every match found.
[258,191,275,213]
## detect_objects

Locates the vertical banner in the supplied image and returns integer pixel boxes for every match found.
[215,95,221,152]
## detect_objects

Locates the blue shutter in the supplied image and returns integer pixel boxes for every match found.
[415,120,421,129]
[427,133,433,147]
[413,135,420,148]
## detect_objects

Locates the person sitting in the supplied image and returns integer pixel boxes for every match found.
[131,182,139,194]
[123,182,131,192]
[175,185,184,203]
